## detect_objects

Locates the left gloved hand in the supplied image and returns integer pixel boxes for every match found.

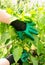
[6,54,15,65]
[10,20,38,40]
[21,50,29,62]
[6,54,23,65]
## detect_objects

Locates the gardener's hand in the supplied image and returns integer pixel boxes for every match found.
[0,9,38,40]
[21,50,29,62]
[0,9,17,24]
[6,54,23,65]
[0,58,10,65]
[10,20,38,40]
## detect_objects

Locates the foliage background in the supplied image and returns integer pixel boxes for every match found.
[0,0,45,65]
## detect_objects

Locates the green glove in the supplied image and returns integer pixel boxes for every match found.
[17,22,38,40]
[10,20,38,40]
[21,50,29,62]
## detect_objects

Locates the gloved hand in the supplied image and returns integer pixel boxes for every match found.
[6,54,15,65]
[10,19,38,40]
[6,54,23,65]
[21,50,29,62]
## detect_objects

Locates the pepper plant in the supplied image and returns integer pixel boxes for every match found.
[0,0,45,65]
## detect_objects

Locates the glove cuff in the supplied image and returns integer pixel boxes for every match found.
[6,54,15,65]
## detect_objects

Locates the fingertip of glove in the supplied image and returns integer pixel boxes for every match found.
[31,38,34,41]
[35,31,39,35]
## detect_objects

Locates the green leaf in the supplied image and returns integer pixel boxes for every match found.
[23,62,30,65]
[43,63,45,65]
[0,32,10,44]
[37,42,44,55]
[13,46,23,63]
[31,56,38,65]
